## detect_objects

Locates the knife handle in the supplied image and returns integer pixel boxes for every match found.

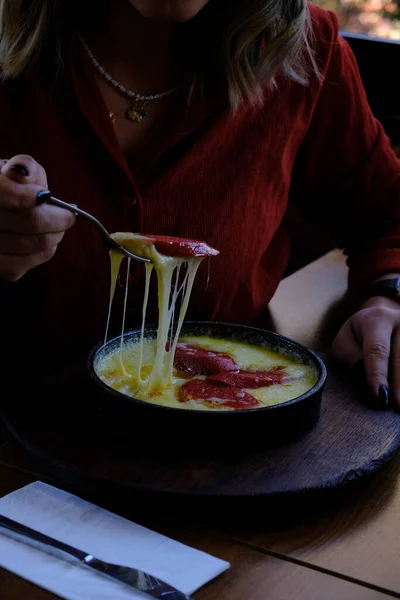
[0,514,86,561]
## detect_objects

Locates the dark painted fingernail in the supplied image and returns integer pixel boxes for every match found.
[8,164,29,177]
[378,385,389,407]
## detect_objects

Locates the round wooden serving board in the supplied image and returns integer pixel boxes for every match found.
[2,356,400,501]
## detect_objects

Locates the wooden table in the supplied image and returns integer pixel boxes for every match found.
[1,249,399,600]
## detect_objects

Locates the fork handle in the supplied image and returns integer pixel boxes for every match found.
[0,514,86,561]
[36,190,150,263]
[37,190,85,219]
[36,190,57,206]
[36,191,114,240]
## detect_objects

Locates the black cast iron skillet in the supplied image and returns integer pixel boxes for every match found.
[88,321,327,449]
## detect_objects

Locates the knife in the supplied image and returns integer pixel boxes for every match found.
[0,514,193,599]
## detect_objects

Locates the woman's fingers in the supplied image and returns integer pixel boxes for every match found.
[390,326,400,408]
[0,154,48,186]
[0,176,44,209]
[359,309,392,400]
[331,318,363,366]
[0,204,76,234]
[0,231,65,255]
[0,155,48,210]
[333,305,399,407]
[0,155,72,281]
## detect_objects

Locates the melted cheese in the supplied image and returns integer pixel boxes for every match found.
[104,251,125,345]
[105,233,202,397]
[99,234,316,411]
[96,335,318,411]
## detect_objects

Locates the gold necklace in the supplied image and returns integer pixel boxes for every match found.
[79,36,183,124]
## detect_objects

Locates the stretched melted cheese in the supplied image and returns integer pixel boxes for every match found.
[106,233,202,396]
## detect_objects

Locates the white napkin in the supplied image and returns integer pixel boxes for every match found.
[0,481,230,599]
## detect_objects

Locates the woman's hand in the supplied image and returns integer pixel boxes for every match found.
[332,294,400,408]
[0,155,76,281]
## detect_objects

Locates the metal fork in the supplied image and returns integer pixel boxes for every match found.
[36,190,150,263]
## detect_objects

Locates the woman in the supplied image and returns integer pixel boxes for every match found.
[0,0,399,407]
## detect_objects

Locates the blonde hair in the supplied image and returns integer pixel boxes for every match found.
[0,0,317,110]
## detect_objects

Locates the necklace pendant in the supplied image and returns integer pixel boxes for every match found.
[126,99,148,123]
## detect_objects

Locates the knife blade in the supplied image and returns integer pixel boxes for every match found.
[0,514,193,599]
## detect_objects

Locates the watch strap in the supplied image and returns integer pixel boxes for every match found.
[362,276,400,304]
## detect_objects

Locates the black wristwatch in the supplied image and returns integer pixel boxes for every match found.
[362,276,400,304]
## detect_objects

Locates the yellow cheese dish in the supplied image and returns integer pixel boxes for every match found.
[99,233,316,412]
[96,335,318,412]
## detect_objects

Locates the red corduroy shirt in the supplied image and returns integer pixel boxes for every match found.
[1,5,400,371]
